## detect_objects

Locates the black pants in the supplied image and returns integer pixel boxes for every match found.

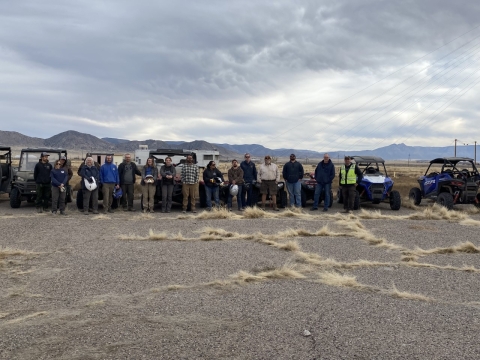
[35,184,51,209]
[121,184,135,209]
[341,185,356,210]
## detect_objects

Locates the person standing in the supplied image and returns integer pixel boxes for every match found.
[257,155,280,211]
[282,154,304,208]
[141,157,158,213]
[240,153,257,209]
[80,157,100,215]
[118,153,141,211]
[227,159,244,211]
[181,154,199,213]
[50,160,68,215]
[339,156,363,213]
[100,155,120,213]
[203,160,224,211]
[34,152,53,213]
[311,153,335,212]
[160,157,176,213]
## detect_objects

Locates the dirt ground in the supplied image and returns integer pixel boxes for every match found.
[1,195,480,359]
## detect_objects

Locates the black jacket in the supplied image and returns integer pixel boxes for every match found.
[80,165,100,190]
[203,168,224,188]
[118,161,141,185]
[282,161,304,184]
[34,161,53,184]
[314,159,335,185]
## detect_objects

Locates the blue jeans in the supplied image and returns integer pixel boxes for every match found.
[242,182,254,207]
[313,183,331,209]
[205,186,220,209]
[286,181,302,207]
[228,184,243,210]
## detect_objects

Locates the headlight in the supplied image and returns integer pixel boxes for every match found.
[16,176,25,182]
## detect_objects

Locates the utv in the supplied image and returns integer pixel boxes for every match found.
[76,152,118,210]
[10,148,69,208]
[142,149,200,210]
[300,172,334,208]
[337,156,401,210]
[409,157,480,210]
[0,147,12,196]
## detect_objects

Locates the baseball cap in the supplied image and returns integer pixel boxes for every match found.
[60,156,66,160]
[344,156,351,160]
[290,153,296,157]
[41,152,50,157]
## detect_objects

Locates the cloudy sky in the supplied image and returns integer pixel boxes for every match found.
[1,0,480,152]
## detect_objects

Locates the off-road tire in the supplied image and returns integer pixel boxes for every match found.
[437,192,454,210]
[475,194,480,208]
[337,188,343,204]
[409,187,422,206]
[76,190,83,210]
[389,190,401,210]
[199,186,207,208]
[10,187,21,208]
[301,188,307,208]
[280,189,288,208]
[353,190,360,210]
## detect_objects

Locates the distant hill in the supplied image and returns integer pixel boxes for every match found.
[0,130,44,147]
[102,137,130,144]
[45,130,115,150]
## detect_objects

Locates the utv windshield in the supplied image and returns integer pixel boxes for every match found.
[19,152,62,171]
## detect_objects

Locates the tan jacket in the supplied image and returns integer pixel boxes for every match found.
[258,163,280,182]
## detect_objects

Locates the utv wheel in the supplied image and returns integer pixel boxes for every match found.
[475,194,480,208]
[353,190,360,210]
[280,189,288,208]
[337,189,343,204]
[301,188,307,208]
[199,186,207,208]
[409,188,422,206]
[10,187,21,208]
[76,190,83,210]
[437,192,454,210]
[389,190,401,210]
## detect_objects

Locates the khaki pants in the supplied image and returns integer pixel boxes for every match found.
[182,183,197,211]
[142,184,156,210]
[102,183,115,210]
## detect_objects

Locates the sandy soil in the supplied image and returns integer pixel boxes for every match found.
[1,197,480,359]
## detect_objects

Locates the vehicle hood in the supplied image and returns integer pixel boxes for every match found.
[361,175,387,184]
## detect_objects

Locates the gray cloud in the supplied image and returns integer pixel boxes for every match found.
[1,0,480,151]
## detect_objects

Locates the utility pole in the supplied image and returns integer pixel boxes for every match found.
[454,139,457,157]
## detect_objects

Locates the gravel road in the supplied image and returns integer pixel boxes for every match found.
[1,197,479,359]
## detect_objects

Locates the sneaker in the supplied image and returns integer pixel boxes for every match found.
[36,208,43,213]
[345,209,350,213]
[323,208,328,212]
[192,210,197,213]
[167,210,171,213]
[107,209,114,213]
[92,210,99,214]
[238,208,244,211]
[84,211,90,215]
[206,208,212,212]
[60,211,66,216]
[150,209,155,213]
[51,210,57,215]
[128,208,136,212]
[142,209,147,213]
[161,210,166,213]
[182,210,187,214]
[123,207,128,212]
[273,208,280,212]
[310,207,318,211]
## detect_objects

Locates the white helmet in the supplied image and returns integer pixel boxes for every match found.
[229,184,239,196]
[84,177,97,191]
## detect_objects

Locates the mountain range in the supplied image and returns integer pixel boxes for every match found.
[0,130,476,161]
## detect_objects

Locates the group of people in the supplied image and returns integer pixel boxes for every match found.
[33,151,363,215]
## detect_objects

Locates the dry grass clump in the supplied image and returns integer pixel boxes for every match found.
[335,219,403,250]
[357,209,397,220]
[243,206,276,219]
[388,285,433,302]
[403,262,479,272]
[226,265,306,285]
[406,204,469,221]
[317,272,371,290]
[119,230,188,241]
[91,214,110,220]
[459,218,480,227]
[195,208,240,220]
[276,226,348,239]
[401,254,419,262]
[401,198,420,210]
[259,239,300,251]
[411,241,480,256]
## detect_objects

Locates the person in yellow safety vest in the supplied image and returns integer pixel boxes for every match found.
[339,156,363,213]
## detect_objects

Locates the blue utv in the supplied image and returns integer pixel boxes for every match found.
[337,156,401,210]
[409,157,480,210]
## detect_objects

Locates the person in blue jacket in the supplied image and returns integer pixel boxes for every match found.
[100,155,120,213]
[311,153,335,211]
[50,159,68,215]
[80,157,100,215]
[240,153,257,208]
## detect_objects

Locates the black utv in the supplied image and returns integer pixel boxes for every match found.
[0,147,12,196]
